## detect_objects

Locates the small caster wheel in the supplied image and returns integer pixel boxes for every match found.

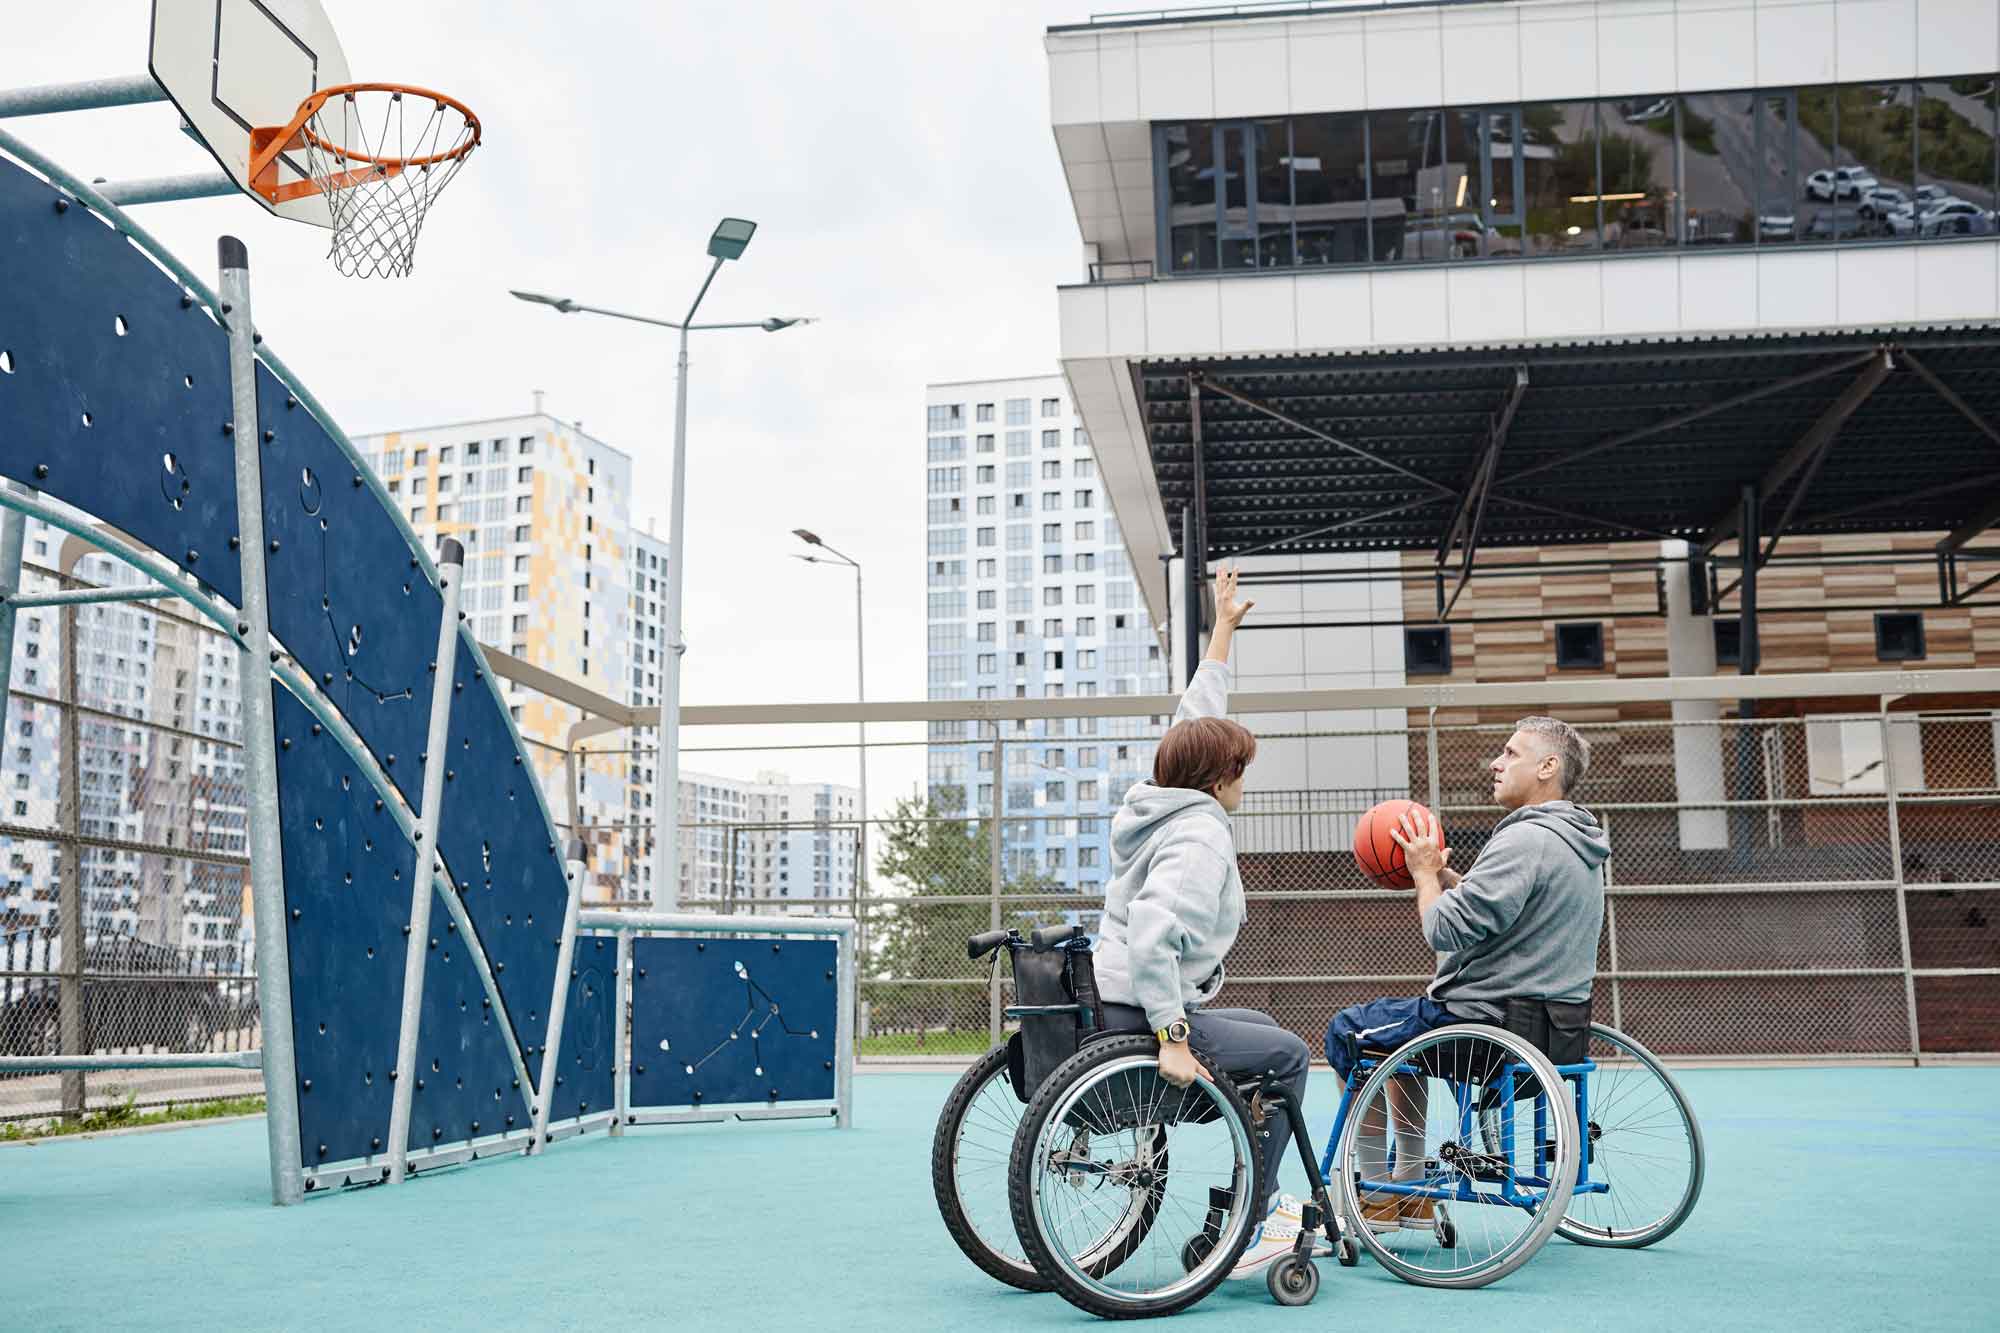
[1435,1203,1457,1250]
[1180,1233,1216,1273]
[1267,1253,1319,1306]
[1337,1235,1360,1268]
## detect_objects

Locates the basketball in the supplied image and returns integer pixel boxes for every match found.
[1354,799,1434,889]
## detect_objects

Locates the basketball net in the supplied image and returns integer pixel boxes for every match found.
[282,84,480,279]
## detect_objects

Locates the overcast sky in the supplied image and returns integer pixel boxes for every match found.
[2,1,1098,807]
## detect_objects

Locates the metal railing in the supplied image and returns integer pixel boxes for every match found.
[547,680,2000,1065]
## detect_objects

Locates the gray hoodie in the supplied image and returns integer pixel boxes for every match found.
[1093,660,1242,1031]
[1425,800,1610,1021]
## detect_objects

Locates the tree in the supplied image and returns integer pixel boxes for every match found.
[865,785,1066,1045]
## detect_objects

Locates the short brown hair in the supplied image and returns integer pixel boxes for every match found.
[1153,716,1258,795]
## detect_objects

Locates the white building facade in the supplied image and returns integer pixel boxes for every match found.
[924,375,1174,892]
[675,770,860,907]
[1045,0,2000,797]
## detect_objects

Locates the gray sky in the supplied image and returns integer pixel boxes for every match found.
[2,1,1095,807]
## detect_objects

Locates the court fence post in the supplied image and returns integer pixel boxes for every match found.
[0,486,26,751]
[1601,808,1624,1033]
[57,592,82,1121]
[220,237,304,1204]
[386,534,466,1183]
[530,839,588,1154]
[989,731,1005,1048]
[1879,696,1921,1060]
[1424,705,1440,812]
[612,927,632,1136]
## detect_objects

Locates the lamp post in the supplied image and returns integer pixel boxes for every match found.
[511,219,813,910]
[791,531,868,931]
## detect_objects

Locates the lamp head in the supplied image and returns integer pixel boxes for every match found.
[762,316,814,332]
[708,217,758,261]
[509,289,578,313]
[792,528,823,547]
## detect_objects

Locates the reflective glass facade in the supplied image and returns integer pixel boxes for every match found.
[1156,76,1999,272]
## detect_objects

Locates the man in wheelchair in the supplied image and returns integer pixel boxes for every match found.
[1325,716,1609,1226]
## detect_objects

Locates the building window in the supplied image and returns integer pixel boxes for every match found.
[1074,489,1094,509]
[976,465,995,484]
[1875,612,1926,662]
[1405,626,1452,676]
[976,403,995,423]
[1043,618,1063,636]
[1074,521,1095,541]
[519,437,534,455]
[1713,618,1742,667]
[1042,429,1060,449]
[1554,622,1605,670]
[1043,555,1063,574]
[1041,398,1060,417]
[1042,491,1061,511]
[1005,398,1030,426]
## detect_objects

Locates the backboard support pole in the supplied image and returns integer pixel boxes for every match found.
[0,75,166,119]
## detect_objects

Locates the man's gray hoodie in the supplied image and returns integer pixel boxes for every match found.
[1425,800,1610,1021]
[1094,659,1241,1031]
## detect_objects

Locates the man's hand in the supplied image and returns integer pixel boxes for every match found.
[1157,1039,1213,1088]
[1213,564,1255,630]
[1391,806,1451,881]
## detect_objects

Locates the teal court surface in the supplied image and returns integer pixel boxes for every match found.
[6,1066,1993,1332]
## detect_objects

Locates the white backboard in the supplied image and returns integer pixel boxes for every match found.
[149,0,352,228]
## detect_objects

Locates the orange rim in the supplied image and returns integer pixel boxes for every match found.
[248,82,481,204]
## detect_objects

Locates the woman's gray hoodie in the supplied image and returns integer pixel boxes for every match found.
[1093,659,1242,1031]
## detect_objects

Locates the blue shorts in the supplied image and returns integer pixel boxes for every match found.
[1323,996,1458,1081]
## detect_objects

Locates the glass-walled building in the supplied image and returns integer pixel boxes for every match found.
[1157,79,1996,273]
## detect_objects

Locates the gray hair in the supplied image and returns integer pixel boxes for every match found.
[1514,716,1590,796]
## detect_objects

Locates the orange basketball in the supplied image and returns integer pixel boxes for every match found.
[1354,799,1434,889]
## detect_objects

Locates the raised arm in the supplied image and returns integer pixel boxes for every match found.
[1174,564,1254,723]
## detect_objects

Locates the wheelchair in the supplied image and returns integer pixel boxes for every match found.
[932,924,1353,1317]
[1317,1001,1705,1289]
[931,930,1703,1316]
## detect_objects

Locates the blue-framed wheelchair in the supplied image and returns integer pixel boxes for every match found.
[1318,1002,1705,1289]
[931,929,1702,1318]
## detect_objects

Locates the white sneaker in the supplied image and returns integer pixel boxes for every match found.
[1228,1195,1328,1279]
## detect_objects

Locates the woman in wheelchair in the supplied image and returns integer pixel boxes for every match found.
[1090,565,1321,1280]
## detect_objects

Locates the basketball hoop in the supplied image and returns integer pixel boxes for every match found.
[248,83,480,278]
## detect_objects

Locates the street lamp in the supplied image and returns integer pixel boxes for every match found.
[790,530,868,926]
[510,220,814,911]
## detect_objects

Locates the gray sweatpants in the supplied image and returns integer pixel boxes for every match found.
[1102,1002,1310,1208]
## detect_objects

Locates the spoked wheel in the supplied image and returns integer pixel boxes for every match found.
[932,1045,1047,1291]
[1335,1025,1579,1289]
[1557,1024,1704,1249]
[1010,1035,1263,1319]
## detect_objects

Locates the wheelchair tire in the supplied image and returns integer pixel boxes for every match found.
[1555,1024,1704,1249]
[1334,1024,1579,1290]
[1267,1253,1319,1307]
[1009,1034,1263,1320]
[932,1045,1049,1291]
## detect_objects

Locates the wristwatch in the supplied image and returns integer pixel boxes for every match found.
[1156,1018,1191,1044]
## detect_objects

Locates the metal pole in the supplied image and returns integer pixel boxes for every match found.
[219,237,303,1205]
[611,928,632,1136]
[1602,811,1624,1032]
[57,596,82,1122]
[0,488,26,746]
[1880,698,1921,1059]
[836,903,855,1129]
[386,534,466,1184]
[652,256,717,911]
[4,584,175,609]
[853,563,869,970]
[0,74,167,119]
[94,171,239,207]
[1182,504,1201,686]
[530,839,588,1153]
[988,733,1005,1047]
[1733,485,1760,869]
[1425,705,1441,811]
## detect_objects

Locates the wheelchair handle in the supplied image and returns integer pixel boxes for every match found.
[965,929,1014,960]
[1030,923,1085,951]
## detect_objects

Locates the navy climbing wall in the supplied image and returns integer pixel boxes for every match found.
[630,937,837,1109]
[0,154,242,608]
[548,934,617,1124]
[275,688,525,1165]
[0,151,580,1172]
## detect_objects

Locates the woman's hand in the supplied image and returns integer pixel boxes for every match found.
[1157,1039,1213,1089]
[1214,564,1255,629]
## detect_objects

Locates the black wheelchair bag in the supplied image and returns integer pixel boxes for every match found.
[1004,944,1101,1102]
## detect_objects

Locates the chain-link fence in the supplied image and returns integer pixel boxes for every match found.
[0,556,264,1121]
[581,701,2000,1063]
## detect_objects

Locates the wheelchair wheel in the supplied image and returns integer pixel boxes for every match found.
[1334,1024,1578,1289]
[932,1045,1047,1291]
[1009,1034,1262,1319]
[1556,1024,1704,1249]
